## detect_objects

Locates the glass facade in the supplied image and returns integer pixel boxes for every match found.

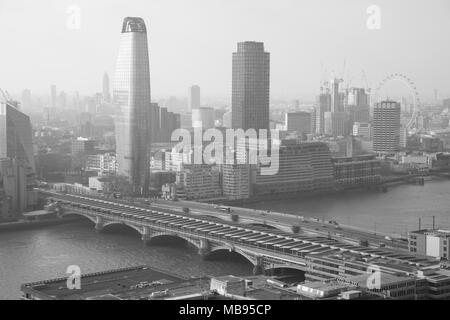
[113,17,151,194]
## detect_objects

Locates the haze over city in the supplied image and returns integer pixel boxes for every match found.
[0,0,449,100]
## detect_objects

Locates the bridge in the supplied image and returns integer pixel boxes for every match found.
[43,191,428,277]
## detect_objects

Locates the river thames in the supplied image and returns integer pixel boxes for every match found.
[1,180,450,299]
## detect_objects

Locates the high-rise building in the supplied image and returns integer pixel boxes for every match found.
[232,41,270,131]
[50,85,57,109]
[373,101,401,153]
[192,107,215,128]
[324,112,348,137]
[188,85,200,110]
[316,91,331,134]
[0,101,35,172]
[330,78,344,113]
[103,73,111,103]
[113,17,152,194]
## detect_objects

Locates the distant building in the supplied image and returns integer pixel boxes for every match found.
[232,42,270,131]
[316,91,331,134]
[285,112,312,135]
[71,138,95,157]
[103,73,111,103]
[373,101,401,153]
[175,164,222,200]
[324,112,348,137]
[50,85,57,109]
[408,229,450,260]
[188,85,200,110]
[192,107,215,129]
[85,151,117,175]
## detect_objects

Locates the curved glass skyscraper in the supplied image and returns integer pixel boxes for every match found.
[113,17,151,195]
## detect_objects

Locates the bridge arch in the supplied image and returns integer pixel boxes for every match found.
[60,211,97,224]
[207,246,257,266]
[148,232,200,249]
[102,221,143,235]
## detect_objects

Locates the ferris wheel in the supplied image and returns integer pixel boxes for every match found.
[373,73,421,130]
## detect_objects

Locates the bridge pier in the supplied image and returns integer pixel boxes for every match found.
[198,239,210,258]
[253,256,264,275]
[95,216,104,232]
[141,226,152,245]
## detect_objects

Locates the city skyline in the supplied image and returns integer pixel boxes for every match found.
[0,0,449,101]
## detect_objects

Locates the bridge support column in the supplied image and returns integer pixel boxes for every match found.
[141,226,152,245]
[253,256,264,276]
[198,239,210,259]
[95,216,104,232]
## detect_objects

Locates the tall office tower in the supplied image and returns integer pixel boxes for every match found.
[58,91,67,110]
[373,101,401,153]
[232,41,270,131]
[150,103,161,143]
[50,85,57,109]
[0,101,35,172]
[316,90,331,134]
[113,17,151,194]
[188,85,200,110]
[330,78,343,113]
[103,73,111,103]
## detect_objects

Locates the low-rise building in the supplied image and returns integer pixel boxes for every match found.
[332,154,381,188]
[176,164,222,200]
[408,229,450,260]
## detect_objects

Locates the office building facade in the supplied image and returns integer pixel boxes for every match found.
[113,17,152,194]
[373,101,401,153]
[232,42,270,131]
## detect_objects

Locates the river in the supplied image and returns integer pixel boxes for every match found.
[1,180,450,299]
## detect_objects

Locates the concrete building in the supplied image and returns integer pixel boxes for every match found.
[232,42,270,131]
[71,138,95,157]
[222,164,250,200]
[253,141,334,197]
[285,112,312,135]
[353,122,372,139]
[175,164,222,200]
[50,84,56,109]
[408,229,450,260]
[373,101,401,153]
[188,85,200,110]
[113,17,152,194]
[332,154,381,188]
[0,158,37,218]
[192,107,215,129]
[85,151,117,175]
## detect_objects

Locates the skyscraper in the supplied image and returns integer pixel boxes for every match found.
[232,41,270,131]
[113,17,151,194]
[103,73,111,103]
[0,101,35,172]
[373,101,401,153]
[188,85,200,110]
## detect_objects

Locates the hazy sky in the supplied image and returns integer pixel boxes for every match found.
[0,0,449,101]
